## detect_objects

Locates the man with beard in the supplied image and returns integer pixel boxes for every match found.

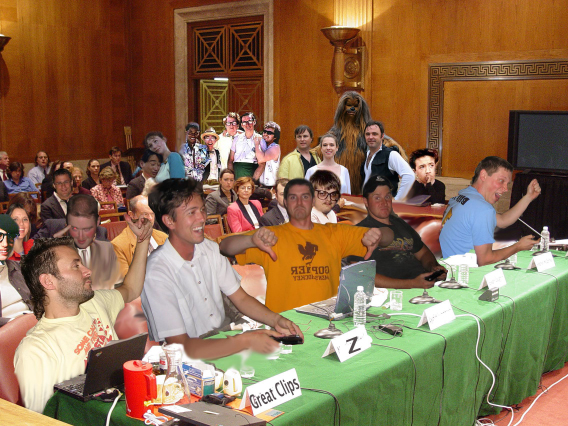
[14,216,153,413]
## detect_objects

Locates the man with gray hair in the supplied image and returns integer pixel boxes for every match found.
[111,195,167,277]
[0,151,9,181]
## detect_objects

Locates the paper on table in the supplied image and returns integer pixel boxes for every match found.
[370,288,388,307]
[443,253,478,268]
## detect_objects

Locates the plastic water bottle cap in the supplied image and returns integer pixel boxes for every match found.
[543,226,548,231]
[357,286,364,291]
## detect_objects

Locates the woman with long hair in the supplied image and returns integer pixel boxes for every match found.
[6,203,33,260]
[4,162,37,197]
[305,133,351,195]
[82,159,101,191]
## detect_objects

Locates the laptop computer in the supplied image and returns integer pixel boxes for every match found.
[160,401,266,426]
[294,260,376,320]
[53,332,148,401]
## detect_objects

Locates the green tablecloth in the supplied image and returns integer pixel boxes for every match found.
[45,250,568,426]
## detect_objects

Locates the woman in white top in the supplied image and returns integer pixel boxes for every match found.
[304,132,351,195]
[226,176,264,233]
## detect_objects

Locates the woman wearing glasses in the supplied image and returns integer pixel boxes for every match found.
[308,170,342,225]
[305,133,351,195]
[254,121,281,188]
[227,176,264,232]
[407,149,446,204]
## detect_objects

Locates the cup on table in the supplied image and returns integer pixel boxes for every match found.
[390,290,403,311]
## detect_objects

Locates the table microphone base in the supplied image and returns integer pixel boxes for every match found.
[314,323,343,339]
[494,262,520,270]
[532,250,558,257]
[409,290,442,304]
[438,278,467,289]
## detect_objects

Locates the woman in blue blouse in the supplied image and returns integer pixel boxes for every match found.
[4,162,37,198]
[143,131,185,182]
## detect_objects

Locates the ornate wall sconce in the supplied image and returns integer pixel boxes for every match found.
[321,26,365,94]
[0,35,11,52]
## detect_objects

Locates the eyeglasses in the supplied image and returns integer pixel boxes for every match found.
[263,130,275,135]
[241,120,255,125]
[0,232,7,243]
[226,122,238,127]
[54,180,72,186]
[315,189,340,201]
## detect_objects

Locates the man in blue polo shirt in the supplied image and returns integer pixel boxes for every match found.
[440,156,540,265]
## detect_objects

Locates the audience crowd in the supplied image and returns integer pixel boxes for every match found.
[0,108,543,414]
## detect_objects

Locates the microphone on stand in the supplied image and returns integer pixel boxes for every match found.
[437,258,468,289]
[309,304,343,339]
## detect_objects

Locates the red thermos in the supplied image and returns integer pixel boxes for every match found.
[123,360,157,420]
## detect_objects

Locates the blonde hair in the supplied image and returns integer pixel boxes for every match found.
[99,166,117,181]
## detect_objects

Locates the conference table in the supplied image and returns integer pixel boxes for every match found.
[44,250,568,426]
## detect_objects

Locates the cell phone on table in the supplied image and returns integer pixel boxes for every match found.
[425,269,445,282]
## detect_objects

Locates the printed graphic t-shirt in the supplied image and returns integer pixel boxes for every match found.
[236,223,368,313]
[14,290,124,413]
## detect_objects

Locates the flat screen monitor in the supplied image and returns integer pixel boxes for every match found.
[508,110,568,174]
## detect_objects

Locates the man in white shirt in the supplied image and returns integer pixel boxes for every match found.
[142,178,303,360]
[360,120,414,200]
[216,112,241,170]
[14,215,153,413]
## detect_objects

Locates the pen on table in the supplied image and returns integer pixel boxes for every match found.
[518,218,543,238]
[204,410,219,415]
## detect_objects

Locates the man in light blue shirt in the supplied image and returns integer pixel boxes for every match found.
[440,156,540,265]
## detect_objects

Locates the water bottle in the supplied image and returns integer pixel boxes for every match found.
[353,286,367,328]
[541,226,550,252]
[458,264,469,285]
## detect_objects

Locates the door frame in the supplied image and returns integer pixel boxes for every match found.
[174,0,274,150]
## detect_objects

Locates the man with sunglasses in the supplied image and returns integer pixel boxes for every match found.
[220,178,391,313]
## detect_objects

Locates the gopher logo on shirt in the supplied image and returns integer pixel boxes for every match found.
[297,241,318,265]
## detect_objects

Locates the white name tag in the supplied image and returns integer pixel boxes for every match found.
[417,300,455,330]
[321,327,371,362]
[478,268,507,291]
[239,368,301,416]
[528,252,555,272]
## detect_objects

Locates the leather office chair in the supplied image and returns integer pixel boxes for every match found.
[0,314,38,405]
[415,219,442,257]
[101,221,128,241]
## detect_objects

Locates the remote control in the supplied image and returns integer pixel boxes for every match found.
[271,334,304,344]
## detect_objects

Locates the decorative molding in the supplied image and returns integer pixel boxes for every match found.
[174,0,273,150]
[428,59,568,170]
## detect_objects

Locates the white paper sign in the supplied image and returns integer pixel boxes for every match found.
[528,252,555,272]
[239,368,301,415]
[417,300,455,330]
[321,327,371,362]
[478,268,507,291]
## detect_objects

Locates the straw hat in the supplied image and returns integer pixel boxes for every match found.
[201,127,220,142]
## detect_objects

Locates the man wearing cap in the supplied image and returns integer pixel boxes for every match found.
[0,215,32,327]
[201,127,222,182]
[353,175,446,289]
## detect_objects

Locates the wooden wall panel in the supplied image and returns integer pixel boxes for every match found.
[0,0,131,163]
[371,0,568,171]
[442,79,568,178]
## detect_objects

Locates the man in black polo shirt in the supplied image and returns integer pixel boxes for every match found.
[356,175,446,289]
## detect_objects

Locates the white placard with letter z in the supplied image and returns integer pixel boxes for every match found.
[528,252,555,272]
[321,327,371,362]
[417,299,456,330]
[239,368,301,416]
[478,268,507,291]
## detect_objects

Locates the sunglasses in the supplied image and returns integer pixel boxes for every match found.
[263,130,275,135]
